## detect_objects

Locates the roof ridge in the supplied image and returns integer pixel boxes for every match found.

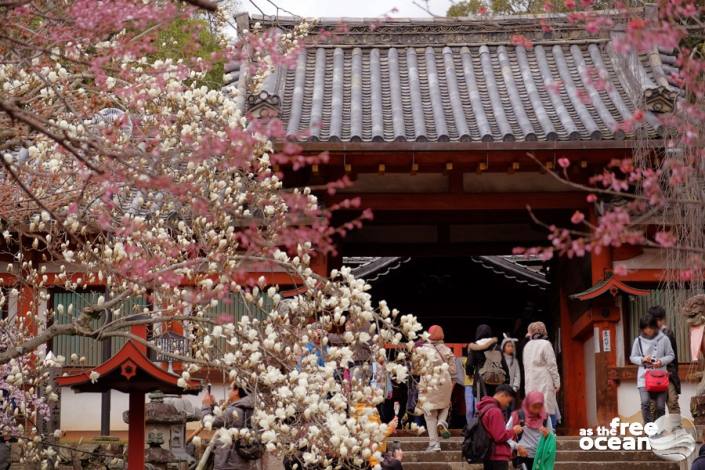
[243,9,640,25]
[237,10,630,49]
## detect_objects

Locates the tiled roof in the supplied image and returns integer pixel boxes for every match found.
[233,13,679,144]
[344,256,410,282]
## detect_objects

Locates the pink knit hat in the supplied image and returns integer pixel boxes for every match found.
[428,325,444,341]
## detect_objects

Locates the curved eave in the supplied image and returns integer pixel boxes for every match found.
[473,256,549,291]
[349,257,411,282]
[571,276,650,301]
[56,340,201,395]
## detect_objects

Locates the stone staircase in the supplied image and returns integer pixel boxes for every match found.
[394,436,685,470]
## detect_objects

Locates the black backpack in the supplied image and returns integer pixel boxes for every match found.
[462,408,492,463]
[234,405,264,461]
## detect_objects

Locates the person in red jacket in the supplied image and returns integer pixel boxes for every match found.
[477,384,522,470]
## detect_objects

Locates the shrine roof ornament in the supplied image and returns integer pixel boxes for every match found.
[570,274,650,301]
[231,12,680,144]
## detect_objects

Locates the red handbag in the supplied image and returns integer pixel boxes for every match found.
[639,338,670,393]
[644,369,669,393]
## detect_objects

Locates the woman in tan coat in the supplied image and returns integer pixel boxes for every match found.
[418,325,457,452]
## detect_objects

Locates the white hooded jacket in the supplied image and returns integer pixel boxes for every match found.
[522,337,561,415]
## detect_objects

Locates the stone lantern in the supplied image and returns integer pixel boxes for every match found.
[144,431,177,470]
[122,390,197,469]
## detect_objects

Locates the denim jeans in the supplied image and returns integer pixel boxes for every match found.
[465,385,475,424]
[639,387,667,423]
[549,414,558,429]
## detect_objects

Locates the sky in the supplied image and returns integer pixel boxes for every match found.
[242,0,455,18]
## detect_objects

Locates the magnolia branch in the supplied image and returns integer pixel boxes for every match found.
[0,321,87,364]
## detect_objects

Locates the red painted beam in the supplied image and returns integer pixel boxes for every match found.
[326,192,588,211]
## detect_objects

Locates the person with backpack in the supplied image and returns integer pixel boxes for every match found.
[649,305,681,416]
[630,314,675,423]
[201,386,262,470]
[418,325,456,452]
[473,385,521,470]
[467,324,501,400]
[506,391,553,469]
[523,321,560,428]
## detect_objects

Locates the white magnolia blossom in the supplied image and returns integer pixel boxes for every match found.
[0,4,445,468]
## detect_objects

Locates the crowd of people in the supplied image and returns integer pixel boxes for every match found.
[188,304,686,470]
[416,322,559,470]
[0,304,693,470]
[189,320,561,470]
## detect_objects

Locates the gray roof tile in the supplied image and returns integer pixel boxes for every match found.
[238,14,676,143]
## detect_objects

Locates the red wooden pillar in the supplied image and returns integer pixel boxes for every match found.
[311,253,329,277]
[18,285,35,334]
[594,311,620,424]
[127,392,145,470]
[591,244,619,424]
[559,287,587,434]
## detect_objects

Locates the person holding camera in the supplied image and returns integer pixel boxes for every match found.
[630,315,675,423]
[200,386,261,470]
[648,306,681,416]
[381,441,404,470]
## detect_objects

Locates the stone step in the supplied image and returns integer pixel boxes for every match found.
[397,428,465,437]
[402,464,480,470]
[555,450,665,462]
[554,461,681,470]
[404,451,464,462]
[395,436,581,450]
[397,440,463,452]
[402,461,681,470]
[403,449,668,463]
[555,439,582,450]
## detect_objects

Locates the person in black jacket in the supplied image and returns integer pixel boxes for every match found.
[466,324,499,399]
[649,305,681,416]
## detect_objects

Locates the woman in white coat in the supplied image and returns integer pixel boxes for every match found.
[522,321,561,428]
